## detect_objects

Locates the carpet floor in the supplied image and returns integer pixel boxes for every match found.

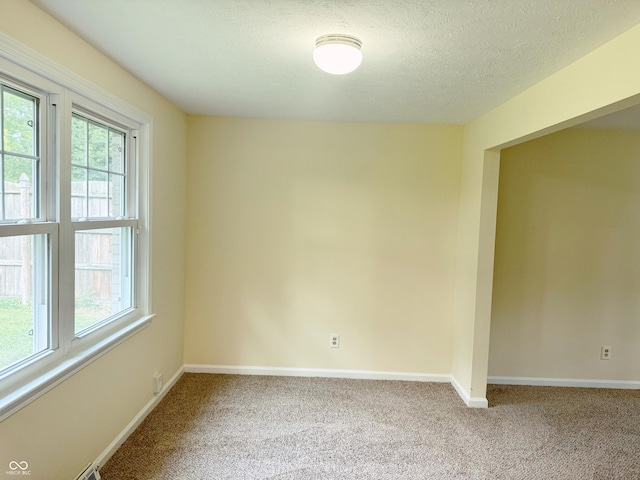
[100,373,640,479]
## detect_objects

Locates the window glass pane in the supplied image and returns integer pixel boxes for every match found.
[109,174,125,217]
[71,167,87,219]
[71,115,87,166]
[0,234,49,372]
[4,155,36,220]
[72,114,126,220]
[2,89,36,157]
[75,227,132,334]
[88,170,108,218]
[87,121,108,170]
[109,130,124,173]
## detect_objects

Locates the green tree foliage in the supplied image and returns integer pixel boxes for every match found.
[71,114,87,182]
[72,114,124,181]
[2,87,125,201]
[2,87,36,183]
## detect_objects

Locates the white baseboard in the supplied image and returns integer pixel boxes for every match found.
[94,366,184,470]
[184,364,451,383]
[87,368,639,472]
[450,376,489,408]
[488,376,640,390]
[87,367,638,473]
[92,362,488,471]
[183,364,488,407]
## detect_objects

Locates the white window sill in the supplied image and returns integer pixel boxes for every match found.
[0,314,154,422]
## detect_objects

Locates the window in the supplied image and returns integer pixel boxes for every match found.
[70,113,135,334]
[0,82,51,374]
[0,41,151,421]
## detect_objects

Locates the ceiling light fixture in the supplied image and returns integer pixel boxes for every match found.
[313,34,363,75]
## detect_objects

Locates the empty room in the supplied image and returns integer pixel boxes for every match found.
[0,1,639,479]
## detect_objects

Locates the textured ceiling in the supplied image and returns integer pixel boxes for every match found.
[30,0,640,124]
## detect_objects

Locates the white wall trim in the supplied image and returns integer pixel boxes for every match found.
[84,369,640,474]
[184,364,489,406]
[450,375,489,408]
[184,364,451,383]
[94,366,184,471]
[91,364,494,472]
[0,31,151,124]
[488,376,640,390]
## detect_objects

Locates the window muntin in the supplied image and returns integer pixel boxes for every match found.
[71,113,126,220]
[0,80,50,377]
[0,85,40,221]
[70,111,136,334]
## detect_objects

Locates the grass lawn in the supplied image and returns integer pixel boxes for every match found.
[0,297,34,370]
[0,294,111,371]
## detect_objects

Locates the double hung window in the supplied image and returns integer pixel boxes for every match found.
[0,82,51,374]
[0,46,151,420]
[71,112,136,334]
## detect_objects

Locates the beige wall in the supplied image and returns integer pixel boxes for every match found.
[0,2,187,479]
[185,116,462,374]
[490,128,640,380]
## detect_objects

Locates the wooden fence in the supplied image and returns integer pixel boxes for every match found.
[0,178,116,304]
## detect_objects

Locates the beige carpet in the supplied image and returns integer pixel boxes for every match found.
[100,373,640,479]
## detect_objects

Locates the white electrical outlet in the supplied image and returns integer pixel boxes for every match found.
[601,346,612,360]
[329,334,340,348]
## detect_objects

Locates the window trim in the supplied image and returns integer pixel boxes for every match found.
[0,32,154,422]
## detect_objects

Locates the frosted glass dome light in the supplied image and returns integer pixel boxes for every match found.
[313,34,363,75]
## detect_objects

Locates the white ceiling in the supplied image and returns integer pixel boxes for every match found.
[31,0,640,124]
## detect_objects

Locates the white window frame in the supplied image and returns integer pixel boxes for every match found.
[0,33,153,422]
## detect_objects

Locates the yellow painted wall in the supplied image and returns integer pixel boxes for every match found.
[490,128,640,380]
[0,1,187,479]
[455,23,640,402]
[184,116,462,374]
